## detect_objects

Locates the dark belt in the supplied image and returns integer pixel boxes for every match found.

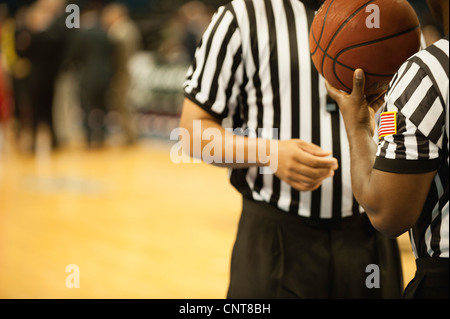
[416,257,449,271]
[242,197,372,230]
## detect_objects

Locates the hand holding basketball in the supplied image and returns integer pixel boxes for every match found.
[325,69,384,137]
[310,0,421,95]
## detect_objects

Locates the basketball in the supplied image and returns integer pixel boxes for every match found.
[310,0,421,95]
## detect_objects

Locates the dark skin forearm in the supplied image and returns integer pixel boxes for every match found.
[343,112,435,237]
[344,123,379,214]
[326,70,436,237]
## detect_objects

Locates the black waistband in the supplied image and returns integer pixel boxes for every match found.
[242,197,371,230]
[416,257,449,271]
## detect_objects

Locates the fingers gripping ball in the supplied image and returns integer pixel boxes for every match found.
[310,0,421,95]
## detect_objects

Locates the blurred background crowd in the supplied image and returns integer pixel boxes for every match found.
[0,0,227,156]
[0,0,444,156]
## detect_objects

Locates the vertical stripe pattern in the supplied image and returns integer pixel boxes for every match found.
[184,0,357,219]
[375,36,449,258]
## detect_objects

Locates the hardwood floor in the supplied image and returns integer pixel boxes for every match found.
[0,141,415,298]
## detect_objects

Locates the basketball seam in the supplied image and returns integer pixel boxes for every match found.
[313,40,395,77]
[319,0,377,74]
[332,25,420,91]
[310,0,335,56]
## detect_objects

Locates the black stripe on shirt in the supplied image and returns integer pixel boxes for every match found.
[283,0,301,214]
[388,60,415,96]
[393,112,407,160]
[245,0,265,195]
[413,180,441,257]
[224,46,243,116]
[430,208,442,257]
[208,20,239,113]
[394,67,428,111]
[378,139,388,159]
[409,56,446,108]
[331,111,342,221]
[307,5,323,219]
[428,111,445,146]
[193,9,227,97]
[427,43,450,78]
[255,0,279,196]
[266,0,282,207]
[412,189,434,257]
[438,133,449,187]
[245,0,264,130]
[409,86,438,125]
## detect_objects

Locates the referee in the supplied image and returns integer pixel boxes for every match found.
[326,0,449,299]
[181,0,403,298]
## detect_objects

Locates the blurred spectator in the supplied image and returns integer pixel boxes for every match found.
[65,3,116,148]
[0,4,14,153]
[0,54,13,138]
[101,2,142,145]
[17,0,68,153]
[178,1,213,61]
[157,1,212,64]
[2,4,34,153]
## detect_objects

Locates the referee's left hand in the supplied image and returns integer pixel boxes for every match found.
[325,69,385,137]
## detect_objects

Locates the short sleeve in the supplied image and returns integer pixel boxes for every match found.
[183,5,243,120]
[373,60,445,174]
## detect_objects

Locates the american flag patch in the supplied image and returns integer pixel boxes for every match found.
[378,112,397,139]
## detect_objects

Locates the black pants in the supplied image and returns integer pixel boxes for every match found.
[79,83,109,147]
[403,257,449,299]
[227,198,403,299]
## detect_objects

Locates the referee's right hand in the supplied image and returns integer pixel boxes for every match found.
[274,139,338,192]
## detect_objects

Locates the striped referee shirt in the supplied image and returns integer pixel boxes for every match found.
[184,0,361,220]
[374,35,449,258]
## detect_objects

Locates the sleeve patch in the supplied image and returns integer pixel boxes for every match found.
[378,112,397,139]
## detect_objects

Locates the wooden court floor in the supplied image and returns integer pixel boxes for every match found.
[0,140,415,299]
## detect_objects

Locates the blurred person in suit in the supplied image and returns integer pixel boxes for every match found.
[21,0,68,152]
[4,4,36,153]
[65,2,116,148]
[157,1,212,65]
[177,1,213,62]
[101,3,141,145]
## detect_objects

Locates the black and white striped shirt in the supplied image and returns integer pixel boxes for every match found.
[374,35,449,258]
[184,0,361,220]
